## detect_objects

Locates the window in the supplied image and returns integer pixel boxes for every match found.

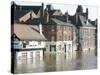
[64,26,66,30]
[51,36,55,41]
[59,45,61,50]
[26,41,29,45]
[64,34,67,41]
[38,41,41,45]
[59,35,62,41]
[68,36,70,40]
[51,26,55,31]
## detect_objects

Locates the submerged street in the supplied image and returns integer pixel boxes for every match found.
[14,50,97,74]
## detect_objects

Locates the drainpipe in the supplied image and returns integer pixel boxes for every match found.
[39,22,42,35]
[76,13,82,51]
[86,8,88,25]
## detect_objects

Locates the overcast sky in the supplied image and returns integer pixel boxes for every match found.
[15,1,97,21]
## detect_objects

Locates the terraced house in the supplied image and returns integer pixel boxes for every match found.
[42,5,76,52]
[68,5,97,51]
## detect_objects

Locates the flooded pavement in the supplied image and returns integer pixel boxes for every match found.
[14,50,97,73]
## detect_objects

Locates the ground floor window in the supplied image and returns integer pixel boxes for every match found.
[59,45,61,50]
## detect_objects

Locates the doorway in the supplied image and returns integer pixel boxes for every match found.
[50,45,56,52]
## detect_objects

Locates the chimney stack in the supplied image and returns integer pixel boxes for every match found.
[41,3,44,18]
[65,12,68,23]
[46,5,52,12]
[86,8,88,19]
[86,8,88,25]
[45,12,49,23]
[76,5,83,14]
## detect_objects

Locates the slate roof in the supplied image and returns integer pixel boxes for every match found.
[45,9,61,16]
[23,18,40,25]
[51,18,74,26]
[51,15,66,22]
[79,15,95,27]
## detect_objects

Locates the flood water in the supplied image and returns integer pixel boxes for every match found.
[14,50,97,74]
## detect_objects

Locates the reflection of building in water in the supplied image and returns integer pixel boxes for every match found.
[16,50,43,64]
[44,53,56,72]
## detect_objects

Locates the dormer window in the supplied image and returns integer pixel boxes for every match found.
[84,21,86,24]
[84,21,88,25]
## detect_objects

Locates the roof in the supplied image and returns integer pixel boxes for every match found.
[51,15,66,22]
[12,24,46,41]
[52,10,62,16]
[79,15,95,27]
[24,18,40,25]
[12,4,41,21]
[45,10,58,16]
[51,18,74,26]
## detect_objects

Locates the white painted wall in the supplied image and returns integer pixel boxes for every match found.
[25,41,46,49]
[45,41,73,52]
[79,27,96,50]
[12,40,46,49]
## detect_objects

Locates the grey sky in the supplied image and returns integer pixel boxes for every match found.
[15,1,97,21]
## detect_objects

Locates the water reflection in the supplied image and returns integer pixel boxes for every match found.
[14,50,97,73]
[74,51,83,70]
[44,53,56,72]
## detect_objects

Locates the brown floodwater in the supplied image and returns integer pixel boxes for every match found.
[14,50,97,74]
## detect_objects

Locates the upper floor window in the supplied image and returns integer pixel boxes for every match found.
[51,26,55,31]
[64,26,66,30]
[64,34,67,41]
[51,36,55,41]
[59,35,62,41]
[38,41,41,45]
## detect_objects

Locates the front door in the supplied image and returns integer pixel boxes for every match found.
[64,44,66,53]
[23,43,26,48]
[50,45,56,52]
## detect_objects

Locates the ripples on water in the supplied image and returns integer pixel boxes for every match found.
[14,50,97,73]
